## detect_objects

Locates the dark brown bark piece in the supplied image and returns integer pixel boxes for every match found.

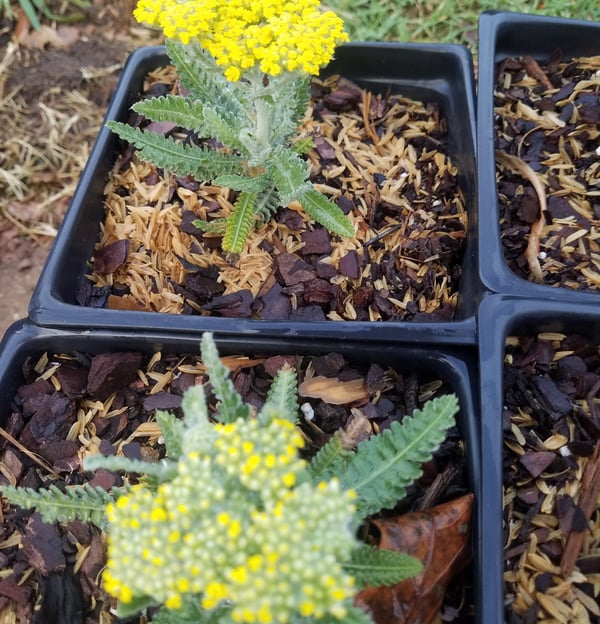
[339,250,362,279]
[56,364,89,398]
[86,352,143,402]
[142,391,183,411]
[92,239,129,275]
[22,513,66,576]
[300,228,331,255]
[258,284,292,320]
[201,290,254,318]
[275,252,315,286]
[519,451,555,478]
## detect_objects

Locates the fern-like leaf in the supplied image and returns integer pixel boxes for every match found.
[155,410,184,459]
[201,333,251,423]
[202,106,247,153]
[107,122,243,180]
[292,136,316,155]
[308,432,354,483]
[83,454,177,483]
[259,368,298,425]
[213,173,270,194]
[254,185,281,221]
[192,218,227,235]
[223,191,258,253]
[180,384,209,429]
[268,148,311,205]
[339,394,459,517]
[344,544,423,588]
[269,73,311,144]
[298,188,355,238]
[165,40,247,119]
[132,95,207,134]
[0,483,117,528]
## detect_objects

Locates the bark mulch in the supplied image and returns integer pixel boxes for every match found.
[502,331,600,623]
[494,53,600,290]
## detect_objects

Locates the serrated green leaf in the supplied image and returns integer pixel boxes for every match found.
[201,333,251,423]
[107,122,243,180]
[202,107,246,152]
[155,410,184,459]
[223,191,258,253]
[180,384,209,428]
[84,455,175,481]
[298,188,355,238]
[83,454,177,483]
[133,95,207,134]
[268,148,311,204]
[165,41,247,120]
[308,432,354,483]
[268,73,311,145]
[166,40,227,101]
[259,368,298,425]
[213,173,270,194]
[193,218,227,235]
[292,136,316,155]
[340,394,458,517]
[345,544,423,588]
[116,594,158,618]
[0,483,116,528]
[254,185,281,221]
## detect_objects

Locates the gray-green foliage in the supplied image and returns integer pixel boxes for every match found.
[1,333,460,623]
[108,40,354,253]
[0,483,119,529]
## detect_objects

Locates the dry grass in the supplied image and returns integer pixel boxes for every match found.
[0,43,104,237]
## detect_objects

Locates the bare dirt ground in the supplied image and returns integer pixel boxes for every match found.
[0,0,162,338]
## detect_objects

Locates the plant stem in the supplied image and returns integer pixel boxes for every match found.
[246,67,271,156]
[255,96,271,151]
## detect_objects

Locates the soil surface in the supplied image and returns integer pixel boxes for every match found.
[0,0,162,338]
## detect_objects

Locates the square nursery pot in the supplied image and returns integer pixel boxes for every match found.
[0,320,482,622]
[477,11,600,302]
[29,42,478,346]
[478,295,600,624]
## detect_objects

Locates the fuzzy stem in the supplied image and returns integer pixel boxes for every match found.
[255,94,271,150]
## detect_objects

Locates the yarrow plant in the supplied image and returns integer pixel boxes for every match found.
[108,0,354,253]
[2,334,459,624]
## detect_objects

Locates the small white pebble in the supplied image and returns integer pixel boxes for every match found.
[595,145,600,157]
[300,402,314,421]
[432,199,442,207]
[559,445,571,457]
[538,251,547,260]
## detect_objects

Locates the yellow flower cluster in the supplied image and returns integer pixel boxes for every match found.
[133,0,348,80]
[103,414,358,622]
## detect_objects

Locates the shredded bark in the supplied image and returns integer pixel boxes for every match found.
[495,54,600,291]
[503,332,600,622]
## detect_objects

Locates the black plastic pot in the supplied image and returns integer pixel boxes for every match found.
[29,42,478,346]
[0,319,482,621]
[478,294,600,624]
[477,11,600,301]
